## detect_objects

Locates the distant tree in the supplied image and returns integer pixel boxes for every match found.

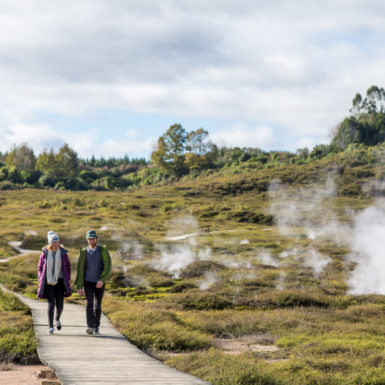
[362,85,385,114]
[8,167,23,184]
[151,124,188,176]
[331,117,362,150]
[39,174,56,187]
[89,155,96,167]
[21,170,43,185]
[310,144,333,159]
[5,143,36,171]
[0,166,9,181]
[36,149,57,177]
[333,85,385,150]
[36,144,78,179]
[151,136,168,170]
[184,128,218,170]
[56,144,79,177]
[186,128,210,155]
[350,93,363,116]
[296,148,309,159]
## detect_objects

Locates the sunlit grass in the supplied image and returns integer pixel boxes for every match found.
[0,290,38,363]
[0,157,384,383]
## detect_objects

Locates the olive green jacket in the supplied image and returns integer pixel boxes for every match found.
[75,245,112,289]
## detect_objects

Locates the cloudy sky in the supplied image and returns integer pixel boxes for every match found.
[0,0,384,159]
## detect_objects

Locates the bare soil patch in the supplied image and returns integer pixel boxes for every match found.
[214,336,280,355]
[0,364,49,385]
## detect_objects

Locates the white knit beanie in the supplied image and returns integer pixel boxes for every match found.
[47,231,59,244]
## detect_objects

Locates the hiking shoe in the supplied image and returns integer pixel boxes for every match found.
[48,327,54,334]
[56,321,62,331]
[94,327,100,335]
[86,327,94,335]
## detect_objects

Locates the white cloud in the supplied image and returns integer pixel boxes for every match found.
[1,123,65,153]
[98,137,155,159]
[0,122,153,158]
[0,0,384,155]
[210,124,274,149]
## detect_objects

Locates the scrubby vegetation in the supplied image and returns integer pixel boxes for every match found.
[0,85,384,193]
[0,290,38,364]
[2,85,385,382]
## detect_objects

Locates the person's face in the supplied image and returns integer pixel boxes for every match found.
[87,237,98,249]
[51,241,59,251]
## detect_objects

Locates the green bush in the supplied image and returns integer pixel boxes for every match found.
[39,174,55,187]
[168,292,233,310]
[103,297,212,351]
[0,290,38,363]
[170,282,197,293]
[0,182,14,190]
[167,349,284,385]
[234,289,331,309]
[180,261,227,278]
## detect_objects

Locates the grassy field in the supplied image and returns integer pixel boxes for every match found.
[0,289,38,364]
[1,147,385,383]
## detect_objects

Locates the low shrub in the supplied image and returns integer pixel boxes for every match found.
[166,349,284,385]
[0,290,38,363]
[167,292,233,310]
[227,211,275,225]
[234,289,331,309]
[170,282,198,293]
[180,261,227,278]
[103,297,212,351]
[149,276,175,288]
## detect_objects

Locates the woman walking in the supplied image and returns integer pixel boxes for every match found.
[37,231,72,334]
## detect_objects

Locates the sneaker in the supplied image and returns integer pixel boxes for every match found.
[48,327,54,334]
[94,327,100,335]
[86,327,94,335]
[56,321,62,331]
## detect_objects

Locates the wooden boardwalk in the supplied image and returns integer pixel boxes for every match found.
[11,292,211,385]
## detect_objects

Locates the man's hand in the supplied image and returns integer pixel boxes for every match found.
[96,280,104,289]
[78,288,84,296]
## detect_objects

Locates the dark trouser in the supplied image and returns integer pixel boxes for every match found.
[84,280,105,329]
[46,278,65,328]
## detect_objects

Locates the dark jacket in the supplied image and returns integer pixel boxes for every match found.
[75,245,112,289]
[37,247,72,299]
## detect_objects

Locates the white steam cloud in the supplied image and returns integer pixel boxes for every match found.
[154,242,197,277]
[269,175,385,293]
[165,215,199,239]
[119,240,144,260]
[269,177,349,245]
[198,272,218,291]
[153,215,212,277]
[348,203,385,294]
[302,248,331,276]
[258,250,279,267]
[268,177,340,276]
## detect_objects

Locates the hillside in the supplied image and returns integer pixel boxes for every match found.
[1,145,385,384]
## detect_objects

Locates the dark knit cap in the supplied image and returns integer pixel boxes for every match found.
[86,230,97,239]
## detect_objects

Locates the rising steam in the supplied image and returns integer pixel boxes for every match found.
[153,215,212,277]
[268,177,339,276]
[348,203,385,294]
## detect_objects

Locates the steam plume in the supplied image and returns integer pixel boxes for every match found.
[348,203,385,294]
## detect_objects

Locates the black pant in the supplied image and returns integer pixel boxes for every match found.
[84,281,105,329]
[46,278,65,328]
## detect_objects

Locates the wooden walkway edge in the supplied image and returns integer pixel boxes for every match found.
[6,289,211,385]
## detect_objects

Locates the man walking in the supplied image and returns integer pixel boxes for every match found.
[75,230,112,335]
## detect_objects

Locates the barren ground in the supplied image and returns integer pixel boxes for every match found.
[0,364,49,385]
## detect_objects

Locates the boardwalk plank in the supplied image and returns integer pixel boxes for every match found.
[11,292,211,385]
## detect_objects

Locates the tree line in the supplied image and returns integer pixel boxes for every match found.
[1,85,384,191]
